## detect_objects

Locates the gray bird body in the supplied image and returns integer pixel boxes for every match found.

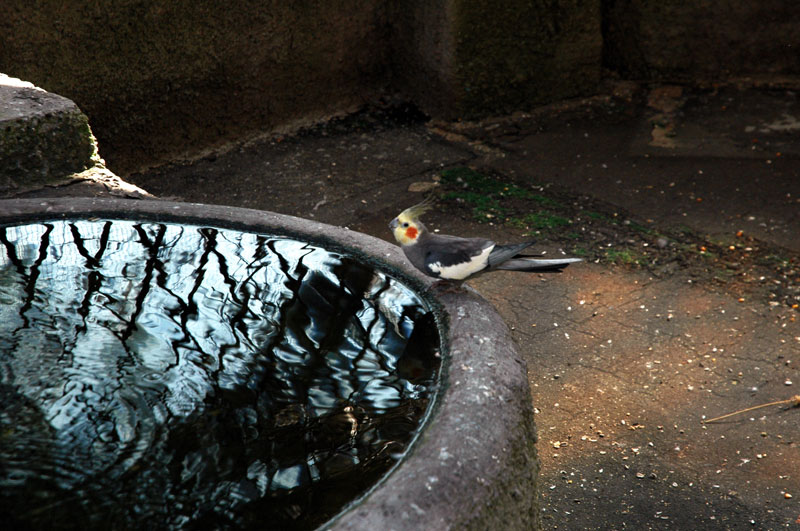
[390,217,581,281]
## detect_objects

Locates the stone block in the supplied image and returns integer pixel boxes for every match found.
[0,75,97,192]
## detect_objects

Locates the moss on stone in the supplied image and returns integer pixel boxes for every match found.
[1,104,97,186]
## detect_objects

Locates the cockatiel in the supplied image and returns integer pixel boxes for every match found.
[389,198,582,281]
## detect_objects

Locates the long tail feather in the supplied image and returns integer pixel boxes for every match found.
[495,257,583,272]
[487,241,536,267]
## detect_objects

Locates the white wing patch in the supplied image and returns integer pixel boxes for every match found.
[429,245,494,280]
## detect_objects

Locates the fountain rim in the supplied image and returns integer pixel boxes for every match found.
[0,198,538,530]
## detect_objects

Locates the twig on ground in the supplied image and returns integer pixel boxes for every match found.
[703,395,800,423]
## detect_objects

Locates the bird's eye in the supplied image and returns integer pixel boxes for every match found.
[402,222,409,228]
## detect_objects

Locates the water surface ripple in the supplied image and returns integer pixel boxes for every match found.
[0,219,440,529]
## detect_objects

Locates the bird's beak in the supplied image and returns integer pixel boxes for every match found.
[389,218,399,230]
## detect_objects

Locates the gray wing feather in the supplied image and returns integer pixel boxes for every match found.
[424,234,494,267]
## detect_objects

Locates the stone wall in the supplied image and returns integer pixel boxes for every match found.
[2,1,798,174]
[603,1,800,80]
[1,1,390,173]
[390,0,602,119]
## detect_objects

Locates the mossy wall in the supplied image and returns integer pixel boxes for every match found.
[389,2,458,117]
[389,0,602,120]
[603,1,800,80]
[0,1,389,173]
[451,0,602,117]
[2,1,799,174]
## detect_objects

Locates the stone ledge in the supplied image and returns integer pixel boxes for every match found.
[0,74,98,192]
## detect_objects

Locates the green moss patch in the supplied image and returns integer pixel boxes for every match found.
[440,167,572,232]
[438,165,798,311]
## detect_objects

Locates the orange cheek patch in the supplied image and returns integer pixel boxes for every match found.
[405,227,418,239]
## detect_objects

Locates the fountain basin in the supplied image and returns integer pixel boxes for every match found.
[0,198,539,530]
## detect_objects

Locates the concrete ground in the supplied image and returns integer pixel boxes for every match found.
[8,84,799,529]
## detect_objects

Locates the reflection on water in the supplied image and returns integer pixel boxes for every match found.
[0,219,440,529]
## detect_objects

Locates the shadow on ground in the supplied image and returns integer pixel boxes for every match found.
[10,84,800,529]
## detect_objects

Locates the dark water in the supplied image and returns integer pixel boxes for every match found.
[0,219,441,530]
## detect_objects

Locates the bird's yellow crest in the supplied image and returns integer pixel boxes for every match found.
[397,196,434,223]
[391,197,434,245]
